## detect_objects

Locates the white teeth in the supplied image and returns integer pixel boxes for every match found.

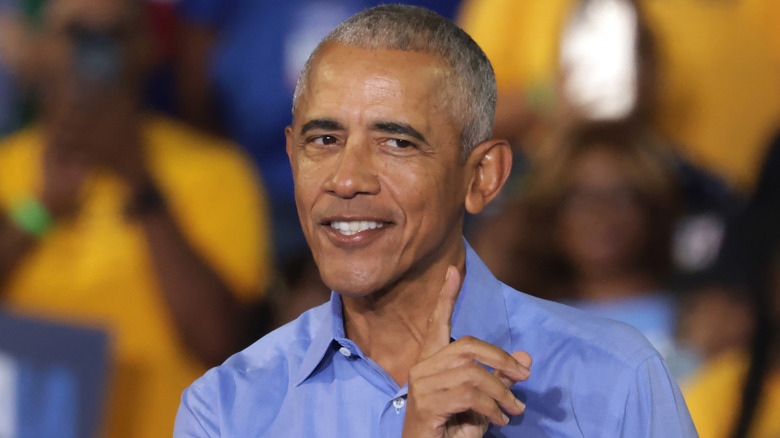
[330,221,385,235]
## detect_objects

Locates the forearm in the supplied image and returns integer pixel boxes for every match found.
[135,194,245,367]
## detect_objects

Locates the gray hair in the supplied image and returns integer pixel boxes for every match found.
[292,4,496,160]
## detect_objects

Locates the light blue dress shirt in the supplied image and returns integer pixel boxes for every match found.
[174,242,698,437]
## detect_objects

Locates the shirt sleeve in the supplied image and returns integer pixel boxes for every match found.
[618,354,699,437]
[174,382,221,438]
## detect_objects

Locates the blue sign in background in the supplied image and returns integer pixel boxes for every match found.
[0,312,109,438]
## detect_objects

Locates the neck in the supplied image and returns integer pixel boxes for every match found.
[574,267,658,302]
[341,240,466,386]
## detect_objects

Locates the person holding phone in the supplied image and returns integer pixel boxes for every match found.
[0,0,272,436]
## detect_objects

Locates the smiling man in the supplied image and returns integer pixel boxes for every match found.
[173,5,697,438]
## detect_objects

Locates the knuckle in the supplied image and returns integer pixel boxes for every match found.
[459,335,477,345]
[464,362,485,380]
[458,387,478,406]
[458,336,479,354]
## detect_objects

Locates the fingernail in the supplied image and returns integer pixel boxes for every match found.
[515,398,525,410]
[445,266,452,280]
[502,413,510,424]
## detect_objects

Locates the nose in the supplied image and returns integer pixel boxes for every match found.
[323,140,380,198]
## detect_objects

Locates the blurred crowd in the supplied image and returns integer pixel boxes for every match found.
[0,0,778,437]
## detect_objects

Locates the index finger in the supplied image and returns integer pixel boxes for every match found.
[419,265,461,360]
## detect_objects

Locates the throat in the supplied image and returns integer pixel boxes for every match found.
[342,295,431,386]
[374,344,422,387]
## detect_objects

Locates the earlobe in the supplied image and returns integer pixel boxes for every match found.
[464,140,513,214]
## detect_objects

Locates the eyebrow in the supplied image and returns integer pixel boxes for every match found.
[371,121,428,144]
[300,119,344,135]
[300,119,429,145]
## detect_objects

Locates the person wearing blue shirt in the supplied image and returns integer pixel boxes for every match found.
[174,5,697,437]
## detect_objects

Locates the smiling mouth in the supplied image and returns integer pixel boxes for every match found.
[329,220,388,236]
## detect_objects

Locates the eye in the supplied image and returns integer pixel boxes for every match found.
[386,138,414,149]
[311,135,338,145]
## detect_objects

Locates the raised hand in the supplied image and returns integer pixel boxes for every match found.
[42,114,91,219]
[402,266,532,438]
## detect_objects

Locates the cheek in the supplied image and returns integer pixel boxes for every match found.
[405,172,466,252]
[291,158,326,227]
[385,163,458,218]
[292,156,323,198]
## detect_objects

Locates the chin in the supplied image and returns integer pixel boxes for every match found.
[318,263,391,298]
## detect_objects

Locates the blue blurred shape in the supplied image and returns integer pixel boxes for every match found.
[0,312,109,438]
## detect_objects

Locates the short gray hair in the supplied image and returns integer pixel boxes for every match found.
[292,4,496,160]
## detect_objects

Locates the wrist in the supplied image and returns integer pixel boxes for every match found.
[8,196,55,238]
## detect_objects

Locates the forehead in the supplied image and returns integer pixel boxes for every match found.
[295,43,453,126]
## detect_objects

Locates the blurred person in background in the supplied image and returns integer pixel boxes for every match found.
[675,280,755,375]
[460,0,742,293]
[0,0,272,436]
[459,0,780,195]
[684,134,780,438]
[173,0,463,268]
[473,121,693,376]
[0,0,34,137]
[0,3,21,136]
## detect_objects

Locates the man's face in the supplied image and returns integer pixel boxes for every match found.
[287,43,470,297]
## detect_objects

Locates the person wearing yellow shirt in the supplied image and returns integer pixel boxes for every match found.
[0,0,272,436]
[683,135,780,438]
[684,351,780,438]
[459,0,780,192]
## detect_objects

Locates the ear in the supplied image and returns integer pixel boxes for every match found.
[464,140,513,215]
[285,125,294,162]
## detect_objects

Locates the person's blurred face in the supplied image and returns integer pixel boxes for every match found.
[36,0,147,161]
[286,43,470,297]
[39,0,142,115]
[557,146,648,276]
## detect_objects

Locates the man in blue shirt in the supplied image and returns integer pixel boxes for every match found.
[174,5,697,437]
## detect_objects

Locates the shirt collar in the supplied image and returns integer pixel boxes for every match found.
[293,291,345,386]
[451,241,513,350]
[293,239,513,385]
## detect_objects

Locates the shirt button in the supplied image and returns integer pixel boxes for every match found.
[392,397,405,409]
[338,346,352,357]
